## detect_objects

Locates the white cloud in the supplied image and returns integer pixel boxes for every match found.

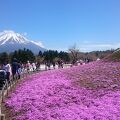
[79,43,120,52]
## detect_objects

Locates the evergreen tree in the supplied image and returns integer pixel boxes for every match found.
[0,52,9,64]
[38,51,43,57]
[11,48,35,63]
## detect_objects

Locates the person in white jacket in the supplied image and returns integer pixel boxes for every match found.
[32,62,36,71]
[3,61,12,81]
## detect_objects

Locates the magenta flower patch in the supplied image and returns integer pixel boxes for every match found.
[5,61,120,120]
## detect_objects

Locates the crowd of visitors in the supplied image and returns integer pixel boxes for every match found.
[0,57,94,83]
[0,58,37,82]
[0,58,65,82]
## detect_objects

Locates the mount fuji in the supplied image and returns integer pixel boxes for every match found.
[0,30,46,54]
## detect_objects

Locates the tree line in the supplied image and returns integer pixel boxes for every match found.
[0,48,70,64]
[0,47,115,65]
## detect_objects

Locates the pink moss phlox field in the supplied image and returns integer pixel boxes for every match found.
[5,61,120,120]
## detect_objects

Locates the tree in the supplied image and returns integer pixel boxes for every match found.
[43,50,59,62]
[11,48,35,63]
[38,51,43,57]
[0,52,9,64]
[68,44,79,64]
[59,51,70,62]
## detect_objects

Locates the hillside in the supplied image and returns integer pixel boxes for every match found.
[4,61,120,120]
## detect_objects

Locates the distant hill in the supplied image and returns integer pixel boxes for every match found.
[77,50,114,61]
[0,30,46,54]
[104,48,120,61]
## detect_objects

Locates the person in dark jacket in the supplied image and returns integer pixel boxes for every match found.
[52,61,56,69]
[17,61,22,79]
[12,58,19,80]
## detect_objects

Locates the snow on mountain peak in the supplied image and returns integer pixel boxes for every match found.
[0,30,46,54]
[3,30,16,34]
[0,30,29,45]
[0,30,44,47]
[31,40,45,48]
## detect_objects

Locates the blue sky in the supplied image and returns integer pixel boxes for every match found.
[0,0,120,52]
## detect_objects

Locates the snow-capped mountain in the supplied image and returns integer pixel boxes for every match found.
[0,30,46,54]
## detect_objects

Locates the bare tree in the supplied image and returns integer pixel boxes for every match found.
[68,44,79,64]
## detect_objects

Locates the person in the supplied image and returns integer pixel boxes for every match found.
[0,69,7,89]
[17,61,23,79]
[32,62,36,71]
[52,61,56,69]
[96,58,100,61]
[47,60,51,70]
[2,61,12,81]
[85,58,90,63]
[11,58,19,80]
[79,59,83,65]
[36,62,40,71]
[26,61,31,73]
[45,61,48,70]
[58,60,61,68]
[60,60,63,68]
[58,60,63,68]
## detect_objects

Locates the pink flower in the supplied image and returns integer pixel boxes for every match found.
[5,61,120,120]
